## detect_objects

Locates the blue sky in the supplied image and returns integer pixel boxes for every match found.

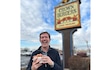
[21,0,91,50]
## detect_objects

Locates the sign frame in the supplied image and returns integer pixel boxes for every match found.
[55,1,81,30]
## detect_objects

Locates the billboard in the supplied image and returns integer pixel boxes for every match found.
[55,1,81,30]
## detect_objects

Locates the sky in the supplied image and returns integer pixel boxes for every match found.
[21,0,91,50]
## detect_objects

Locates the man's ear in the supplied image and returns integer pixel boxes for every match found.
[49,38,51,41]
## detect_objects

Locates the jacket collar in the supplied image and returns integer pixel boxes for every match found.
[38,46,51,53]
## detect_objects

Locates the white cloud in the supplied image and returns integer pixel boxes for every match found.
[51,44,62,50]
[51,33,62,42]
[72,0,91,49]
[50,33,62,50]
[80,0,90,19]
[21,0,55,42]
[73,19,91,49]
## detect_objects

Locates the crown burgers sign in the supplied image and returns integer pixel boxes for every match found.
[55,1,81,30]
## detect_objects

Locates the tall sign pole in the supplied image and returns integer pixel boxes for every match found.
[55,0,81,68]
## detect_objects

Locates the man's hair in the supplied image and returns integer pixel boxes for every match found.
[39,32,50,39]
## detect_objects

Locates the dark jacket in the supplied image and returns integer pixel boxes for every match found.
[26,46,63,70]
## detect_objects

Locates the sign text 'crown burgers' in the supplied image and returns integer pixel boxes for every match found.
[55,1,81,30]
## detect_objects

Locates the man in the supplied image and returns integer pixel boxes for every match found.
[26,32,63,70]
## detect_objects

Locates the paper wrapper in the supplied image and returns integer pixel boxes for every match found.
[37,57,43,63]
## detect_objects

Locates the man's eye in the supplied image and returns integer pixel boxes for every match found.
[41,36,48,38]
[45,36,48,38]
[41,37,44,38]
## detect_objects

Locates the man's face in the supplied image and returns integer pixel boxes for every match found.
[40,33,50,48]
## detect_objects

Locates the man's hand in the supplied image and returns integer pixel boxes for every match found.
[42,55,54,66]
[31,56,42,70]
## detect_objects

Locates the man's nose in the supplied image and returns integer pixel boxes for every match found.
[43,37,47,39]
